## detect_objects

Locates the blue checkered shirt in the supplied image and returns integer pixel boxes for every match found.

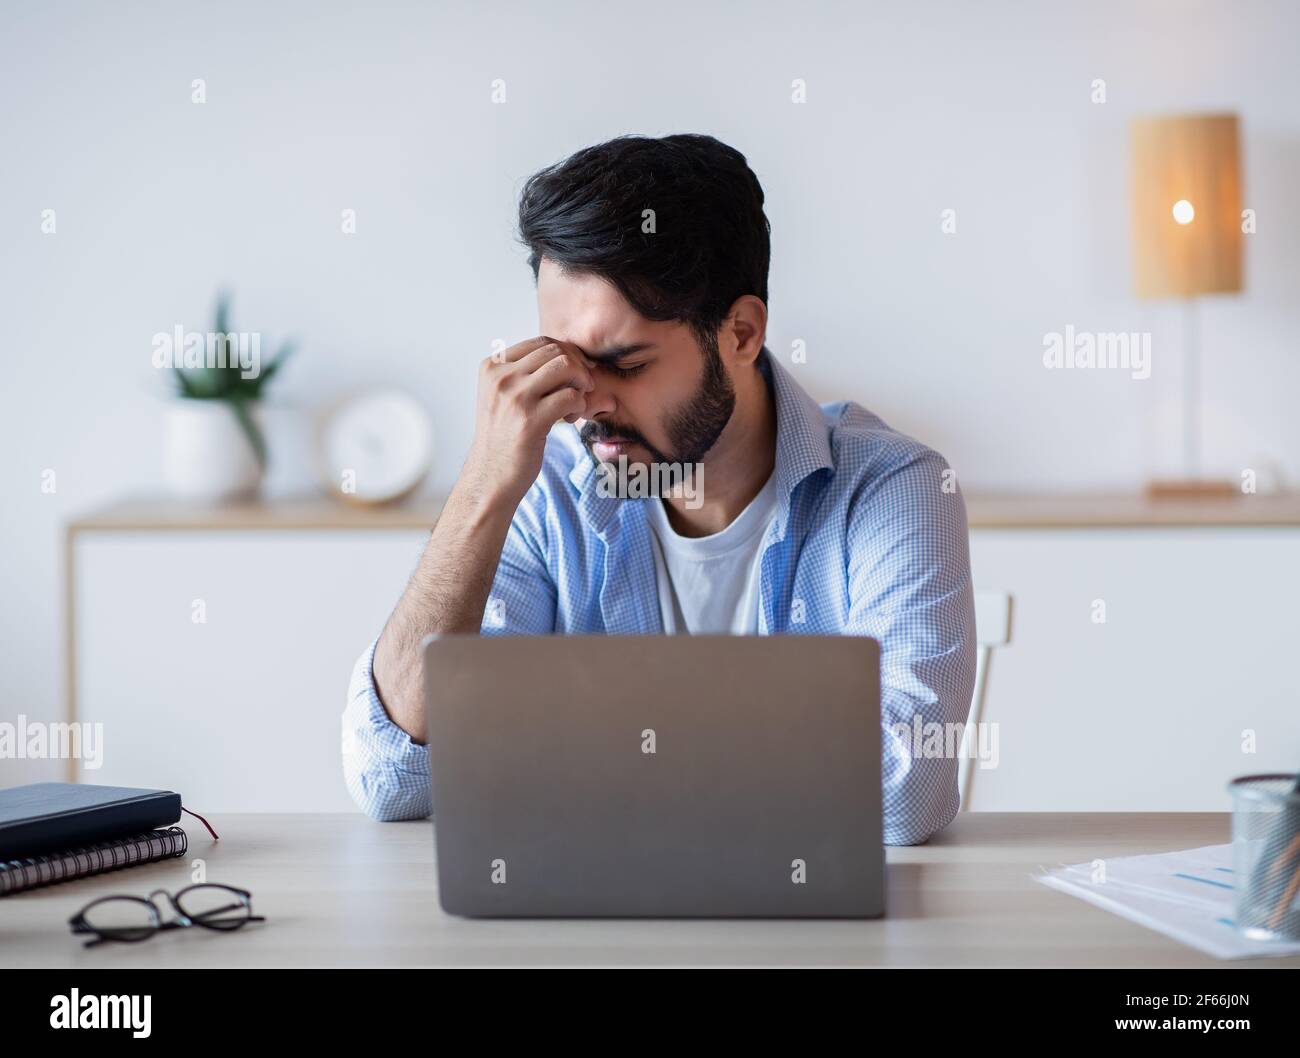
[343,350,976,845]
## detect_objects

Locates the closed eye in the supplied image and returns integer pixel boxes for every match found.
[603,361,648,380]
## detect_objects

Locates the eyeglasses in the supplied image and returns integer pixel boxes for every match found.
[68,884,265,948]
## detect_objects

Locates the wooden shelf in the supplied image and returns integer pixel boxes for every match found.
[65,491,1300,534]
[67,495,445,533]
[964,491,1300,528]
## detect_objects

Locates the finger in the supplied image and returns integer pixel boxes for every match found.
[503,334,587,368]
[519,350,594,400]
[537,384,588,425]
[511,341,566,375]
[497,336,557,365]
[513,339,592,384]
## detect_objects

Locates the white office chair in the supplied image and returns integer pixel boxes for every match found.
[958,590,1014,811]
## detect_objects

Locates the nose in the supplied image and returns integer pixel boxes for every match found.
[580,371,617,420]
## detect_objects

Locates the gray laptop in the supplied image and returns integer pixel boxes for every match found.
[424,634,883,918]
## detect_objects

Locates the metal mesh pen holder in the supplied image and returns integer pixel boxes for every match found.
[1228,773,1300,941]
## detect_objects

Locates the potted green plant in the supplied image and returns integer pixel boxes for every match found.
[161,292,295,500]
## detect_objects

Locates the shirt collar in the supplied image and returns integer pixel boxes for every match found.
[758,347,834,508]
[569,347,833,537]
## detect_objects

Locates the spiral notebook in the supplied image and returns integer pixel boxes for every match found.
[0,782,190,897]
[0,826,188,896]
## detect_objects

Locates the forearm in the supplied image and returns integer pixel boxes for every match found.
[372,337,592,738]
[373,476,519,741]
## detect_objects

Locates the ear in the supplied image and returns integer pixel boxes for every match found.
[720,295,768,368]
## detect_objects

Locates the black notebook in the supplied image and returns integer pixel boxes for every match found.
[0,783,183,861]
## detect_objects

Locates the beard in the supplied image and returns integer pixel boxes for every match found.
[579,339,736,469]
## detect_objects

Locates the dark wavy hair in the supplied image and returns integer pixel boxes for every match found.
[517,134,771,358]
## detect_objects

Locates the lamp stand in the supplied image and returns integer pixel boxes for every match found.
[1145,299,1236,499]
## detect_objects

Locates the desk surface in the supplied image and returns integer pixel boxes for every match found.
[1,812,1295,968]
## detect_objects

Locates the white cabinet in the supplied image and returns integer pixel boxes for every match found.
[68,501,436,811]
[968,526,1300,811]
[67,497,1300,813]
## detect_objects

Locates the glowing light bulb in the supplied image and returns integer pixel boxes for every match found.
[1172,199,1195,224]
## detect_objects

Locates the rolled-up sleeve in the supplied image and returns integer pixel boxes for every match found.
[341,637,433,821]
[844,448,977,846]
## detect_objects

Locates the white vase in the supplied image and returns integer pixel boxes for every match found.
[258,400,316,499]
[163,399,264,501]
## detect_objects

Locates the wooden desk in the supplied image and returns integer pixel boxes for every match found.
[2,812,1295,968]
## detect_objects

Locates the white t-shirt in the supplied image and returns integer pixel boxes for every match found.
[643,472,779,634]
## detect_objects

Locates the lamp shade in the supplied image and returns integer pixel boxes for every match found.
[1130,113,1242,299]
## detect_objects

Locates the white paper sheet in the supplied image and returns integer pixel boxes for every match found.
[1036,843,1300,960]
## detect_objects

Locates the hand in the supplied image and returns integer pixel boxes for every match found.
[461,337,594,505]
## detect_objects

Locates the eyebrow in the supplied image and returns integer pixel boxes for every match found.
[582,342,655,363]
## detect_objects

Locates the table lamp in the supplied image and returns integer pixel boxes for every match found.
[1130,113,1243,498]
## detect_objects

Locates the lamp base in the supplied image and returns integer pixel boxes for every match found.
[1144,478,1239,500]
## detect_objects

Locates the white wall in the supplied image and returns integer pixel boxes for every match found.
[3,0,1298,786]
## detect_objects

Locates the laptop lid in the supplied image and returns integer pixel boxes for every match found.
[424,634,883,918]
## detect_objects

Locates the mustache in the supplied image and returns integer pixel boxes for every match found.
[578,420,648,448]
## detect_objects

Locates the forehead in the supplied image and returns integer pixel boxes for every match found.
[536,257,649,346]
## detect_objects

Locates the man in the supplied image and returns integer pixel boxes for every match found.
[342,133,976,845]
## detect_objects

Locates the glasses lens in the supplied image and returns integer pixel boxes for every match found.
[176,884,252,930]
[81,897,156,940]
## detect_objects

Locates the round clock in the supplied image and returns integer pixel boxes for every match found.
[317,389,434,505]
